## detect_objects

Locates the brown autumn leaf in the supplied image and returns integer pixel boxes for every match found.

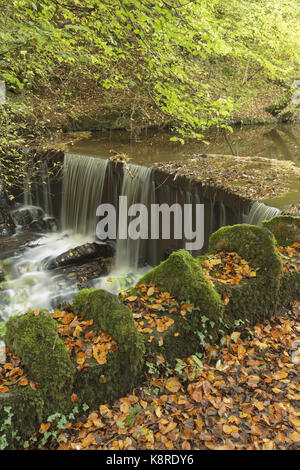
[39,422,51,433]
[18,377,28,386]
[191,390,203,403]
[165,377,181,393]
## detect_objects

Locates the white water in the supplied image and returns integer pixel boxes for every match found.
[0,154,285,321]
[245,201,282,226]
[62,153,108,235]
[115,163,153,269]
[0,232,94,319]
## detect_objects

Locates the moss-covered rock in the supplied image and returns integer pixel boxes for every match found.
[122,284,218,366]
[262,215,300,247]
[71,289,146,407]
[0,385,44,449]
[133,250,224,363]
[138,250,224,325]
[5,310,75,416]
[207,224,283,327]
[1,310,75,448]
[261,216,300,306]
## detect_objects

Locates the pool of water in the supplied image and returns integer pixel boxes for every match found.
[70,123,300,167]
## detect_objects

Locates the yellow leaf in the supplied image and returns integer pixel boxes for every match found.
[223,424,239,435]
[262,441,274,450]
[147,287,155,297]
[290,431,300,442]
[165,377,181,393]
[76,352,85,365]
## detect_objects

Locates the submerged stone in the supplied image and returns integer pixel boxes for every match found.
[45,242,115,270]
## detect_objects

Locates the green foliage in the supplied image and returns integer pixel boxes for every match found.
[0,0,299,144]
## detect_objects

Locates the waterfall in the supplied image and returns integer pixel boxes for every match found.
[114,163,153,269]
[23,161,53,215]
[41,161,53,215]
[245,201,281,226]
[61,153,108,235]
[219,202,226,227]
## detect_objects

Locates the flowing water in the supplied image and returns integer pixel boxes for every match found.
[245,201,282,226]
[1,123,299,319]
[62,153,109,234]
[114,164,153,269]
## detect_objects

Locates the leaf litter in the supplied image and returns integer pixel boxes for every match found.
[34,300,300,451]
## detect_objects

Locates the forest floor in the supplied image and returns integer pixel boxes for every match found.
[32,300,300,451]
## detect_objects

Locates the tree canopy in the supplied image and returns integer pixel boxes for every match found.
[0,0,299,138]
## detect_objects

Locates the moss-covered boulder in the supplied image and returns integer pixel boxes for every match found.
[5,310,75,412]
[133,250,224,363]
[262,215,300,246]
[262,215,300,306]
[121,284,218,366]
[1,310,75,448]
[138,249,224,325]
[0,386,44,449]
[71,288,146,407]
[207,224,283,327]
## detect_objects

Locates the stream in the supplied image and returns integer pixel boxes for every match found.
[0,123,299,321]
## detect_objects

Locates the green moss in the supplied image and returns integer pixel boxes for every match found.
[0,385,44,449]
[209,224,282,276]
[279,270,300,308]
[138,250,224,325]
[262,215,300,246]
[0,310,75,448]
[71,289,146,407]
[0,321,5,340]
[5,310,75,416]
[207,224,283,327]
[135,307,216,366]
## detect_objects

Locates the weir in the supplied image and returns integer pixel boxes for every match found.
[245,201,282,226]
[58,153,282,270]
[0,151,286,319]
[20,152,284,272]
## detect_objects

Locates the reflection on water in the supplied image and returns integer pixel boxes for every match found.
[70,123,300,167]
